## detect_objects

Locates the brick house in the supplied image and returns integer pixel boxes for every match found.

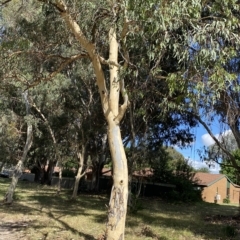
[193,172,240,204]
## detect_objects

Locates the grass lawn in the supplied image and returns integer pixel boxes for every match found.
[0,177,240,240]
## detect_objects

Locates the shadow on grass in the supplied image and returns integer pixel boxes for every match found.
[0,178,110,239]
[0,201,96,240]
[1,178,239,239]
[125,200,240,240]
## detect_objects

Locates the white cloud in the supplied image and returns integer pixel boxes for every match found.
[189,159,209,169]
[188,159,221,174]
[221,129,232,137]
[201,130,232,147]
[201,133,216,146]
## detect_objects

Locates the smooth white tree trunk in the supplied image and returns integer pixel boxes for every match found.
[106,121,128,239]
[4,124,32,204]
[4,91,33,203]
[0,161,6,173]
[72,149,86,199]
[55,2,129,238]
[57,163,62,194]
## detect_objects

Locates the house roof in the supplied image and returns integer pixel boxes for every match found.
[133,168,153,178]
[101,168,154,178]
[193,172,226,187]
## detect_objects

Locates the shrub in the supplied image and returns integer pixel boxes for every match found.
[128,193,144,214]
[223,197,231,204]
[62,169,76,178]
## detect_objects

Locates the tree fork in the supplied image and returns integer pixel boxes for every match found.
[51,1,129,238]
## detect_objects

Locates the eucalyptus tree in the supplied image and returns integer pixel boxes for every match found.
[203,131,240,183]
[4,91,33,203]
[2,0,240,238]
[0,106,21,172]
[163,1,240,171]
[221,150,240,185]
[61,65,106,199]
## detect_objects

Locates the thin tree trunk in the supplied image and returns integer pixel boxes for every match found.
[91,163,97,191]
[93,133,107,192]
[72,146,86,199]
[128,103,136,207]
[44,160,55,185]
[0,160,6,173]
[30,101,62,191]
[72,165,83,199]
[57,163,62,194]
[4,91,33,204]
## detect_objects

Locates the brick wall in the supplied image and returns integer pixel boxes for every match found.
[230,184,240,204]
[201,177,227,203]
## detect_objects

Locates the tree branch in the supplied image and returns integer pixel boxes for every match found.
[114,77,129,124]
[194,114,240,171]
[7,50,81,61]
[27,53,87,88]
[50,0,109,115]
[0,0,12,6]
[30,100,57,144]
[99,56,121,68]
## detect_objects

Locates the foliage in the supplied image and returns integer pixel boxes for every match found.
[204,131,238,164]
[147,145,201,202]
[1,0,240,236]
[170,162,202,202]
[128,193,144,214]
[223,197,231,204]
[61,169,76,178]
[221,149,240,185]
[195,167,211,173]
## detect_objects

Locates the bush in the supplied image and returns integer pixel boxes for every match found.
[128,193,144,214]
[223,197,231,204]
[62,169,76,178]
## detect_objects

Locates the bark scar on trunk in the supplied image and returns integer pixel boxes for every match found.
[107,186,125,230]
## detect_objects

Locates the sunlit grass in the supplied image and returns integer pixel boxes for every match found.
[0,178,239,239]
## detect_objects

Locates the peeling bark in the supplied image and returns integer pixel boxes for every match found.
[106,122,128,239]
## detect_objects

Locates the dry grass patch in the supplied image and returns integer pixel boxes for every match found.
[0,178,240,240]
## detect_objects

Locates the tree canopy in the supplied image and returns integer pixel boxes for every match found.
[1,0,240,238]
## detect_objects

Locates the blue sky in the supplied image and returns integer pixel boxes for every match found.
[174,121,225,174]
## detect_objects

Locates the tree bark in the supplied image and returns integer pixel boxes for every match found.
[57,162,62,194]
[54,2,129,238]
[91,133,108,192]
[4,115,32,204]
[0,160,6,173]
[72,147,86,199]
[106,121,128,240]
[4,91,33,203]
[30,101,62,191]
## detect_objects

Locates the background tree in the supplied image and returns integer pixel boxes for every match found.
[4,91,33,203]
[221,150,240,185]
[195,167,211,173]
